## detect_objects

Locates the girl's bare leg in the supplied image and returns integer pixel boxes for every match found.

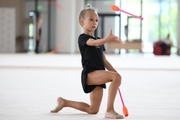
[87,70,122,114]
[51,70,122,118]
[51,86,103,114]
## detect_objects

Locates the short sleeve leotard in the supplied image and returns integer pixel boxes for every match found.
[78,33,106,93]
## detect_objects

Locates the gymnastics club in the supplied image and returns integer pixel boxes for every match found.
[48,0,63,10]
[110,5,143,20]
[118,88,129,117]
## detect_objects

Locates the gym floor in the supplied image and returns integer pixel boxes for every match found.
[0,54,180,120]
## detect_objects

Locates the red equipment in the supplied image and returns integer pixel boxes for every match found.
[153,41,171,55]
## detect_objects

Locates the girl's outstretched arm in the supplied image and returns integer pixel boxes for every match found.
[86,29,121,46]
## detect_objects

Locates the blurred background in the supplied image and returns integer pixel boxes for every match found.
[1,1,180,120]
[0,0,179,56]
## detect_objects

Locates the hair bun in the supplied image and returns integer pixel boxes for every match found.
[86,4,92,8]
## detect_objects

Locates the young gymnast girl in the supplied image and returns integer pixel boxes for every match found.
[51,4,124,119]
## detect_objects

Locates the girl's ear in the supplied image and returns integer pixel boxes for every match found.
[79,19,84,26]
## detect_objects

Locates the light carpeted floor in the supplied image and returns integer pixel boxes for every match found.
[0,54,180,120]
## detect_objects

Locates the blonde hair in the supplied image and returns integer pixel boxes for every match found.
[79,4,97,20]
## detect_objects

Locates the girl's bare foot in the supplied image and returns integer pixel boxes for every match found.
[50,97,65,113]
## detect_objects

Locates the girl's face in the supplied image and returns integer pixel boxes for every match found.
[81,11,99,33]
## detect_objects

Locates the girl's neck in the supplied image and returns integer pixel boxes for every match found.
[83,31,94,37]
